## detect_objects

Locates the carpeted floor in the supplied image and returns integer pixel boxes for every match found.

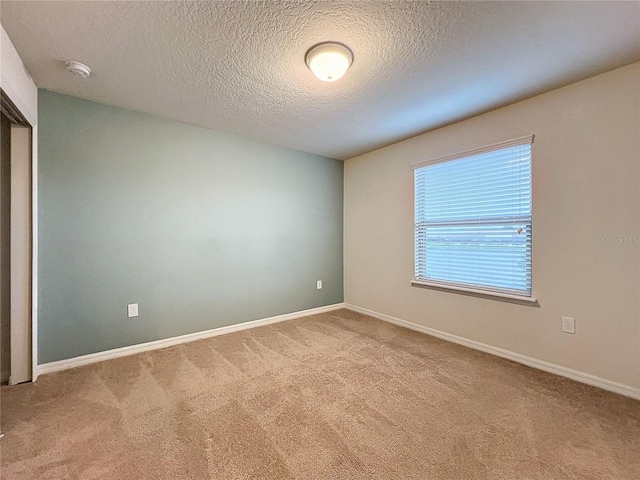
[1,308,639,479]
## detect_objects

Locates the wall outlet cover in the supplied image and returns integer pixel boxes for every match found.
[561,316,575,334]
[127,303,139,318]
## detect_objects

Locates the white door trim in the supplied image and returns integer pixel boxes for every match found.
[1,25,38,383]
[31,124,38,380]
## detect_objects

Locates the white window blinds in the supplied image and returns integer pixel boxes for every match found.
[413,135,533,298]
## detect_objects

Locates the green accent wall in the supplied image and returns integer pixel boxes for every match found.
[38,90,343,363]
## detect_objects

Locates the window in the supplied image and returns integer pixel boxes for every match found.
[413,135,533,299]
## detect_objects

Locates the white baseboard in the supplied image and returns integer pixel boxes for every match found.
[345,304,640,401]
[36,303,345,377]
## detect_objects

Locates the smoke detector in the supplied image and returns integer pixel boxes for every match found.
[65,61,91,79]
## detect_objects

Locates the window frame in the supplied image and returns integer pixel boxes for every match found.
[411,135,535,302]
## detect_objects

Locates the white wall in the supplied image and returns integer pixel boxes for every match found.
[1,26,37,126]
[344,63,640,392]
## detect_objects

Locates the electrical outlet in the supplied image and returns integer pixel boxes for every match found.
[561,316,575,334]
[316,280,323,290]
[127,303,139,318]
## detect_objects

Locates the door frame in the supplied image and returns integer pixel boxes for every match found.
[1,25,39,382]
[1,92,34,384]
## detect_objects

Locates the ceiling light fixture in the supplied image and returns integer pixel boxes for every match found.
[305,42,353,82]
[65,61,91,79]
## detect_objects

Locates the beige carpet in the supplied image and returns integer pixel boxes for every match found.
[1,309,639,479]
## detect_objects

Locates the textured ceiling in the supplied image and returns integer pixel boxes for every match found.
[2,1,639,160]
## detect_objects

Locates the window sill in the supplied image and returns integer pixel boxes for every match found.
[410,280,539,306]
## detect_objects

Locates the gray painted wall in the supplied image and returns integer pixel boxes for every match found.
[38,90,343,363]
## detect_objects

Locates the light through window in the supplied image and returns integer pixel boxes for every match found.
[413,135,533,298]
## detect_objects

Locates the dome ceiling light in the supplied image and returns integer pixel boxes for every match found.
[305,42,353,82]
